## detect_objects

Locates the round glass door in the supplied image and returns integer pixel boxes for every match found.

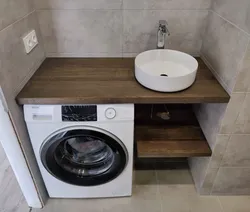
[40,127,128,186]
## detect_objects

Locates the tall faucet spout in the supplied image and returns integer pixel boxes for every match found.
[157,20,170,49]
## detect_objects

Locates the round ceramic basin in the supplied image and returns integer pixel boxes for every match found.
[135,49,198,92]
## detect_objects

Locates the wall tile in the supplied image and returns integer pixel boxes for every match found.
[201,11,249,93]
[0,12,45,96]
[212,0,250,34]
[0,0,34,31]
[189,135,229,194]
[220,93,246,134]
[123,10,208,55]
[37,10,122,56]
[194,103,227,149]
[123,0,211,10]
[233,94,250,134]
[234,41,250,92]
[199,168,218,195]
[212,168,250,195]
[0,144,6,164]
[221,135,250,167]
[209,135,230,169]
[189,157,210,189]
[34,0,122,9]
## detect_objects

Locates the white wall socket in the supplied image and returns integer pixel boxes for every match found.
[23,30,38,54]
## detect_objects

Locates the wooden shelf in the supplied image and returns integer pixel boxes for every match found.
[136,125,212,158]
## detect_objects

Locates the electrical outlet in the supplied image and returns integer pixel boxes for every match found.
[23,30,38,54]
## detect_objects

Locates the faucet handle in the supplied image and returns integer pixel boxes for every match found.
[159,20,170,36]
[159,20,168,27]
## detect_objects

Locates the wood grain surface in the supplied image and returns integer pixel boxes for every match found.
[136,125,212,158]
[16,58,230,105]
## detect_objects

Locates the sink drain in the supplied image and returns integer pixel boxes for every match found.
[160,74,168,77]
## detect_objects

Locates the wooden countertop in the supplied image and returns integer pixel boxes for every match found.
[16,58,230,105]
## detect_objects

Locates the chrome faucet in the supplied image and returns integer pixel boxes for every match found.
[157,20,170,49]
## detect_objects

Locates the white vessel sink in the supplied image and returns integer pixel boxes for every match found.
[135,50,198,92]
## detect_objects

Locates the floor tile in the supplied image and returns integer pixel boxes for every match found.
[218,196,250,212]
[159,185,223,212]
[133,170,157,185]
[102,186,161,212]
[156,169,194,185]
[33,185,161,212]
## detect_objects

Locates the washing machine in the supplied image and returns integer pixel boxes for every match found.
[24,104,134,198]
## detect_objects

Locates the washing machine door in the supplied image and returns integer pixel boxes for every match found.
[40,126,128,186]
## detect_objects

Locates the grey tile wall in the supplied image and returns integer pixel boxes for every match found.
[201,11,249,94]
[123,0,211,9]
[220,93,246,134]
[193,103,226,149]
[212,0,250,34]
[192,0,250,196]
[212,168,250,195]
[37,10,123,57]
[34,0,211,57]
[0,0,47,208]
[34,0,122,9]
[234,43,250,92]
[123,10,207,55]
[221,135,250,167]
[0,12,45,95]
[0,0,34,31]
[233,94,250,134]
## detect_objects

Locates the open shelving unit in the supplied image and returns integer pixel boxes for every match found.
[136,125,211,158]
[134,104,211,167]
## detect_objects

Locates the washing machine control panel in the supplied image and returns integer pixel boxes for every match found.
[62,105,97,122]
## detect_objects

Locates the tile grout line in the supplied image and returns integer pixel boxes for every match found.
[198,50,250,194]
[210,92,247,194]
[215,166,250,169]
[34,10,47,58]
[210,10,250,37]
[216,196,225,212]
[231,37,250,93]
[14,56,46,96]
[155,170,164,212]
[121,0,124,58]
[0,10,36,34]
[200,54,230,94]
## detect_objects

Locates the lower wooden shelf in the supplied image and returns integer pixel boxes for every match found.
[136,125,212,158]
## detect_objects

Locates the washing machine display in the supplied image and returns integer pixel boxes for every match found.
[40,127,128,186]
[62,105,97,122]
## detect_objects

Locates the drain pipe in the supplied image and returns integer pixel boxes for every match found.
[0,87,42,208]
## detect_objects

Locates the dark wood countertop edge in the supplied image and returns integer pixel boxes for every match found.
[17,96,230,105]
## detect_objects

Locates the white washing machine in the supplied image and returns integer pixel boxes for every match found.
[24,104,134,198]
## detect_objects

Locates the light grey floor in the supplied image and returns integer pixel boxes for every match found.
[0,145,30,212]
[1,140,250,212]
[32,170,250,212]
